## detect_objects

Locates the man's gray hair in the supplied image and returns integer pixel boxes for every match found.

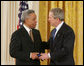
[50,8,64,21]
[21,9,35,23]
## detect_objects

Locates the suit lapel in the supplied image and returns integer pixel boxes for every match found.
[53,23,66,45]
[32,29,36,42]
[21,26,34,43]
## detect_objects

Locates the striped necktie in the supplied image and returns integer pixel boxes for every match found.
[52,28,56,40]
[29,30,34,42]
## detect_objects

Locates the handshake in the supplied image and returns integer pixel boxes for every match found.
[30,52,49,61]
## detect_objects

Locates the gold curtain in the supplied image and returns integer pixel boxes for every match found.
[39,1,83,65]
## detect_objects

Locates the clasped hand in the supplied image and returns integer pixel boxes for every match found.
[31,52,49,61]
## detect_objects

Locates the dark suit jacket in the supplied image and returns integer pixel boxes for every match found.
[41,23,75,65]
[9,26,43,65]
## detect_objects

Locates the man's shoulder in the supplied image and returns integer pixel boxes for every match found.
[63,23,75,35]
[12,28,23,36]
[64,23,74,32]
[32,29,40,33]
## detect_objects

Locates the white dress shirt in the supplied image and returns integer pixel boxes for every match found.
[55,21,64,37]
[48,21,64,58]
[23,24,31,35]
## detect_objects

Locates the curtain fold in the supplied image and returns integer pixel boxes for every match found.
[39,1,83,65]
[1,1,19,65]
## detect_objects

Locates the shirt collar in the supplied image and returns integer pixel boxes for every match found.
[55,21,64,32]
[23,24,31,34]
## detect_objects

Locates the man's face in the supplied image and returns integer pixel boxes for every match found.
[25,13,37,29]
[48,12,60,27]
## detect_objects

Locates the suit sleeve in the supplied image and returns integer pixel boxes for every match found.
[51,30,75,61]
[41,39,50,49]
[9,32,30,61]
[37,30,50,53]
[37,31,45,53]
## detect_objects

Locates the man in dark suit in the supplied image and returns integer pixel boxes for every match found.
[9,10,43,65]
[39,8,75,65]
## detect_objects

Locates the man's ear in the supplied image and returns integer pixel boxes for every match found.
[57,18,61,23]
[56,18,59,21]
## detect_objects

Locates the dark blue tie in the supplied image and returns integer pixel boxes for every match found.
[52,28,56,40]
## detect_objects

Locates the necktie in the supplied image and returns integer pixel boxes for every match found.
[52,28,56,40]
[29,30,34,42]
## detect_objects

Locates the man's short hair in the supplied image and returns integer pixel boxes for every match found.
[21,9,35,23]
[50,8,64,21]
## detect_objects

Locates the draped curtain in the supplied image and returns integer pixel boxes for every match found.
[1,1,19,65]
[39,1,83,65]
